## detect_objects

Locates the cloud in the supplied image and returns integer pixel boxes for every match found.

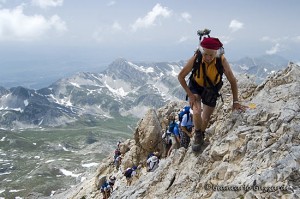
[293,35,300,42]
[31,0,63,9]
[266,43,281,55]
[181,12,191,23]
[261,36,272,42]
[93,21,123,42]
[112,21,122,31]
[0,5,67,41]
[177,36,187,43]
[218,36,232,45]
[260,36,282,43]
[131,3,171,31]
[107,1,116,6]
[229,19,244,32]
[261,36,291,55]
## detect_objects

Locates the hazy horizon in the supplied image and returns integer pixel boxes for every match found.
[0,0,299,89]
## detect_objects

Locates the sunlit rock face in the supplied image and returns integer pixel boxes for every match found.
[50,63,300,199]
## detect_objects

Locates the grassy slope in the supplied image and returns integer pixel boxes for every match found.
[0,116,139,198]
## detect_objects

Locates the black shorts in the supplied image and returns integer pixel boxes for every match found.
[189,79,221,107]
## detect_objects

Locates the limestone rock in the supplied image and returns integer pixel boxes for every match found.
[50,63,300,199]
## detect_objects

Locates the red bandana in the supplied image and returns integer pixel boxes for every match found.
[200,37,223,50]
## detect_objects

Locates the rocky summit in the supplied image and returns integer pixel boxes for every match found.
[46,62,300,199]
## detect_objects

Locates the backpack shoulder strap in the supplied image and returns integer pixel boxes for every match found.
[216,57,223,74]
[186,112,190,123]
[192,50,202,78]
[150,161,157,170]
[215,56,224,82]
[185,50,202,101]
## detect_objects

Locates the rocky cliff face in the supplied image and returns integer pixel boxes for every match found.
[47,62,300,199]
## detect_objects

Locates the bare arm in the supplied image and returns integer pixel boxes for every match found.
[222,56,238,102]
[222,56,247,111]
[175,136,180,143]
[178,54,197,107]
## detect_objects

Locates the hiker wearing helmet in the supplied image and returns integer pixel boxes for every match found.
[178,30,247,152]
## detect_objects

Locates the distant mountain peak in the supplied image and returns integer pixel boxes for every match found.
[0,56,294,130]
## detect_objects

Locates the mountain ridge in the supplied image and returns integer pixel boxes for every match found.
[0,55,289,130]
[0,58,184,129]
[48,62,300,199]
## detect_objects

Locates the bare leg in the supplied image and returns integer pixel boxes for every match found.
[191,94,202,131]
[200,104,215,132]
[167,145,173,156]
[192,97,215,152]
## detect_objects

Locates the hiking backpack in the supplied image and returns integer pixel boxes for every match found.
[98,175,107,189]
[178,106,190,123]
[147,152,154,160]
[124,168,132,178]
[162,129,172,145]
[168,121,177,133]
[149,160,158,171]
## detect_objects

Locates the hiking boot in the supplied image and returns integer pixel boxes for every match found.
[192,130,204,152]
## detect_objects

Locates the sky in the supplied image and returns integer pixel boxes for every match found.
[0,0,299,88]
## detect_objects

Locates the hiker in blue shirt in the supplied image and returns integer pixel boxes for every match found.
[167,120,180,156]
[180,109,194,149]
[100,180,111,199]
[162,114,176,157]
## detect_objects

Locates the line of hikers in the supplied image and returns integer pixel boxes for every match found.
[98,104,200,198]
[122,151,160,188]
[113,141,122,171]
[99,105,193,197]
[162,105,195,156]
[98,28,250,198]
[99,142,160,199]
[99,103,212,198]
[99,100,242,198]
